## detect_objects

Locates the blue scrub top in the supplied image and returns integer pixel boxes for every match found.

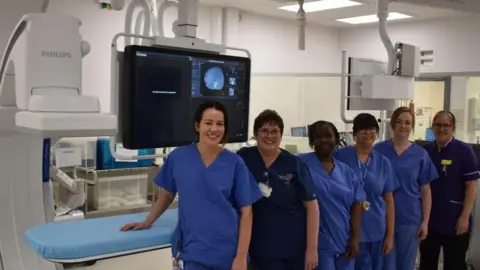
[237,147,317,259]
[299,153,366,254]
[422,138,480,235]
[374,140,438,231]
[154,145,262,269]
[335,146,400,243]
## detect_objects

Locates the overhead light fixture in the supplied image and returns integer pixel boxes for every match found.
[337,12,412,24]
[279,0,361,13]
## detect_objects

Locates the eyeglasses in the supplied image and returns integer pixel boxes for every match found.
[432,123,452,130]
[258,128,281,137]
[358,129,377,135]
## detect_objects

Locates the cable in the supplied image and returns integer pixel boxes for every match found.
[391,67,400,75]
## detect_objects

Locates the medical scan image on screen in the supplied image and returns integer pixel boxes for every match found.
[122,46,250,149]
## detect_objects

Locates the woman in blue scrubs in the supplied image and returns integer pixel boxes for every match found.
[419,110,479,270]
[335,113,399,270]
[374,107,438,270]
[299,121,366,270]
[237,109,320,270]
[121,101,263,270]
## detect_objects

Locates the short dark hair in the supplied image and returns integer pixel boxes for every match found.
[253,109,284,136]
[432,110,456,131]
[308,120,340,148]
[390,106,415,129]
[353,113,379,135]
[194,101,228,143]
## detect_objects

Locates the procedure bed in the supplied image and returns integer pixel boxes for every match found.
[25,209,177,265]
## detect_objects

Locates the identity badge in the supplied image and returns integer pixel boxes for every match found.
[441,159,452,166]
[360,201,370,211]
[259,183,272,198]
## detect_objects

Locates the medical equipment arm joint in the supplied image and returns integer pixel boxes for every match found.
[177,0,198,38]
[377,0,396,74]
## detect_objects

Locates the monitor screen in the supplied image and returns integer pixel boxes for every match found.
[121,45,251,149]
[291,126,307,137]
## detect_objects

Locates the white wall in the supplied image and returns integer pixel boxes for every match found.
[238,13,341,74]
[46,0,342,117]
[339,18,480,73]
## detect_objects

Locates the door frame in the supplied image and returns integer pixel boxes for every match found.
[415,76,451,111]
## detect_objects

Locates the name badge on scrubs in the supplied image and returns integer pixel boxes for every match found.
[259,183,272,198]
[441,159,452,166]
[360,201,370,211]
[441,159,452,176]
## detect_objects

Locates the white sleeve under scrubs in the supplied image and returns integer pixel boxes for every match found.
[154,144,262,270]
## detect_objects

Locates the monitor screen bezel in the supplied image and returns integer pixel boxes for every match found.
[121,45,252,149]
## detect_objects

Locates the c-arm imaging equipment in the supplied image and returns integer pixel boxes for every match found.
[0,0,249,269]
[0,12,118,270]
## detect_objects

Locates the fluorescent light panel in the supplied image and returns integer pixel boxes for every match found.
[337,12,412,24]
[279,0,361,13]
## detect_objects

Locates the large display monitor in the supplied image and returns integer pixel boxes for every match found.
[121,45,251,149]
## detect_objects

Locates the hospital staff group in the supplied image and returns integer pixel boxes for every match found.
[121,102,479,270]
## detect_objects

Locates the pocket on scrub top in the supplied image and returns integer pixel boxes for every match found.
[448,199,464,220]
[269,175,298,206]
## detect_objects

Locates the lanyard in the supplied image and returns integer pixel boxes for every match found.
[358,156,371,187]
[263,171,271,186]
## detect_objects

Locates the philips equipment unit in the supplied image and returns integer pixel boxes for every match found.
[0,12,116,270]
[121,45,251,149]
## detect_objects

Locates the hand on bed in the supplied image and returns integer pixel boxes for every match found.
[120,222,151,231]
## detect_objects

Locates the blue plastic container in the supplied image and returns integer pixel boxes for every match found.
[96,138,155,170]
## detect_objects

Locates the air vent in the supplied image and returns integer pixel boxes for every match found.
[420,49,435,67]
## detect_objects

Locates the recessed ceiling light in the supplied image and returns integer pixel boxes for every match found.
[279,0,361,13]
[336,12,412,24]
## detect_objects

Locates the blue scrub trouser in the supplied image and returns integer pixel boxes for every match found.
[355,241,383,270]
[249,256,304,270]
[318,251,354,270]
[383,226,419,270]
